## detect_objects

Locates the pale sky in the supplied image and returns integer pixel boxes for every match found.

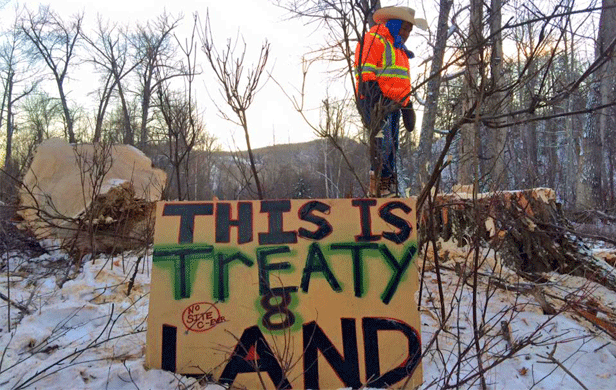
[0,0,333,150]
[3,0,427,151]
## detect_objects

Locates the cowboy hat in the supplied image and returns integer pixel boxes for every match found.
[373,6,428,31]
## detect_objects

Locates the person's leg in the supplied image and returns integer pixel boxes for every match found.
[362,97,378,196]
[363,97,388,196]
[390,110,400,195]
[369,135,383,197]
[373,110,394,197]
[381,110,400,178]
[377,110,400,197]
[362,99,399,197]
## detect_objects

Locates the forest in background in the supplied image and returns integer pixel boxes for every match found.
[0,0,614,213]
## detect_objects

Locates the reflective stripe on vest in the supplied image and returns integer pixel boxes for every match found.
[356,33,409,80]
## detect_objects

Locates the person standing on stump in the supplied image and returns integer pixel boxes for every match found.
[355,6,427,197]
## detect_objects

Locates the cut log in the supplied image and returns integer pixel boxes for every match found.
[419,188,616,293]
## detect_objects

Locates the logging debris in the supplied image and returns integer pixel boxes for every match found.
[419,188,616,293]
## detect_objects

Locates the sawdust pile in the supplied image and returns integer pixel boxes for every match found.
[18,138,167,257]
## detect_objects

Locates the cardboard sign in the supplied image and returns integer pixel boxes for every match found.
[146,198,422,389]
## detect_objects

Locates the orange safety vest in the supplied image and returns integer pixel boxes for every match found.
[355,24,411,106]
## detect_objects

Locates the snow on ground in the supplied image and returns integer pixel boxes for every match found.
[1,240,616,389]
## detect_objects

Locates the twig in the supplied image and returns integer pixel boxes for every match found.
[5,249,10,332]
[0,331,14,372]
[428,192,447,322]
[537,344,589,390]
[121,360,141,390]
[594,342,611,353]
[126,255,143,296]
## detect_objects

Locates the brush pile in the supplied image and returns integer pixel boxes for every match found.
[420,187,616,292]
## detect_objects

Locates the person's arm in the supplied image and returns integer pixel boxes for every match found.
[355,33,385,84]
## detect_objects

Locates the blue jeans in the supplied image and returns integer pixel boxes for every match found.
[375,109,400,178]
[359,98,400,178]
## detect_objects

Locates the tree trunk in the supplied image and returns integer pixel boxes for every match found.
[523,40,539,188]
[359,0,381,28]
[4,71,14,170]
[577,0,615,209]
[487,0,506,189]
[546,112,557,191]
[458,0,483,186]
[116,73,133,145]
[599,0,616,207]
[242,113,264,200]
[416,0,453,194]
[1,72,9,170]
[93,73,116,143]
[564,37,578,207]
[56,78,75,143]
[577,76,602,209]
[137,73,151,148]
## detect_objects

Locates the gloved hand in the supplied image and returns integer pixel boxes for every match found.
[402,104,416,132]
[359,80,398,116]
[359,80,384,109]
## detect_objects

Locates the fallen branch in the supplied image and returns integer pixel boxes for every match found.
[126,255,143,296]
[570,303,616,340]
[0,291,31,315]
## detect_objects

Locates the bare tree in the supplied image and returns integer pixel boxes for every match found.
[188,132,219,200]
[271,58,369,196]
[131,12,181,148]
[156,88,202,200]
[485,0,507,189]
[198,12,269,200]
[1,7,39,174]
[519,17,541,188]
[21,92,61,144]
[274,1,383,196]
[561,0,584,207]
[415,0,454,194]
[457,0,484,188]
[21,5,82,143]
[81,17,138,143]
[155,15,203,200]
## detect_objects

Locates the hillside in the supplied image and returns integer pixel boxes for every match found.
[155,137,370,200]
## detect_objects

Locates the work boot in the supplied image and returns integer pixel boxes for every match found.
[389,173,399,197]
[379,175,396,198]
[369,171,398,197]
[369,171,377,197]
